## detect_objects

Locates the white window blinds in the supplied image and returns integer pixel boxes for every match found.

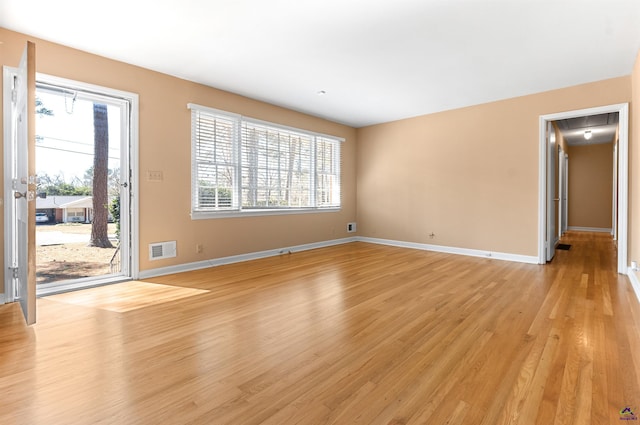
[191,107,239,211]
[189,103,342,217]
[316,136,341,208]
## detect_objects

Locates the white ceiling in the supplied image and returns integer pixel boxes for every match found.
[1,0,640,128]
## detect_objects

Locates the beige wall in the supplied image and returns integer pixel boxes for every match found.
[567,143,613,229]
[356,77,631,256]
[629,49,640,266]
[0,28,357,282]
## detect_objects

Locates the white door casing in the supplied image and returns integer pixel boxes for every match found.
[34,74,140,296]
[538,103,629,273]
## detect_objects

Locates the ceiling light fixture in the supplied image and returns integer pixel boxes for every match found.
[584,130,592,140]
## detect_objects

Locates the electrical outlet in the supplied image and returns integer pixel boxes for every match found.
[347,222,357,233]
[196,244,203,254]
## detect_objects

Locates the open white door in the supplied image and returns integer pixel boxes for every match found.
[562,154,569,235]
[6,42,37,324]
[612,141,618,241]
[558,147,568,238]
[546,121,557,261]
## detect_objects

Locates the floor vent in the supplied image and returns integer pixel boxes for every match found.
[149,241,177,260]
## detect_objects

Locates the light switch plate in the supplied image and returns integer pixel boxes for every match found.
[147,170,163,181]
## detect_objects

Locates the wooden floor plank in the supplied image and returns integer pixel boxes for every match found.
[0,232,639,424]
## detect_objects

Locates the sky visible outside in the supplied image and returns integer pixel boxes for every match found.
[35,90,121,183]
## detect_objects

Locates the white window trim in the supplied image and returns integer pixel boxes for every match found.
[190,206,341,220]
[188,103,343,220]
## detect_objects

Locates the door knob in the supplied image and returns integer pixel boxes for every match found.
[14,190,34,200]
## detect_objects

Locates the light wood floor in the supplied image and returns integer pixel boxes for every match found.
[1,232,639,424]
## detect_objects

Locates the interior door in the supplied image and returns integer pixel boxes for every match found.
[9,42,37,324]
[546,121,557,261]
[558,147,565,240]
[562,154,569,235]
[612,141,618,241]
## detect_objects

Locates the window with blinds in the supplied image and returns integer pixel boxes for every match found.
[191,107,239,211]
[189,103,342,218]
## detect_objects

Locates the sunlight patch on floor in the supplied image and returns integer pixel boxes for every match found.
[46,280,209,312]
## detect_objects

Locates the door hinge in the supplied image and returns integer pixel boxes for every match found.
[8,267,19,279]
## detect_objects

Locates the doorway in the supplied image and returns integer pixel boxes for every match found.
[538,103,628,273]
[4,71,139,297]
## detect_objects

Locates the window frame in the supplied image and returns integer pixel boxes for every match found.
[189,103,343,220]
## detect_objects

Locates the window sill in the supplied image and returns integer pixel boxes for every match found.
[191,207,341,220]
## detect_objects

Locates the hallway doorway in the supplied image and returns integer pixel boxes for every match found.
[538,103,628,273]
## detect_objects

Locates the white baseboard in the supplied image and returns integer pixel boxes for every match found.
[356,237,540,264]
[626,268,640,303]
[42,233,636,302]
[139,236,540,281]
[567,226,612,233]
[139,237,358,279]
[0,293,5,304]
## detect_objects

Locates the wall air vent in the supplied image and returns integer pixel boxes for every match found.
[149,241,177,260]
